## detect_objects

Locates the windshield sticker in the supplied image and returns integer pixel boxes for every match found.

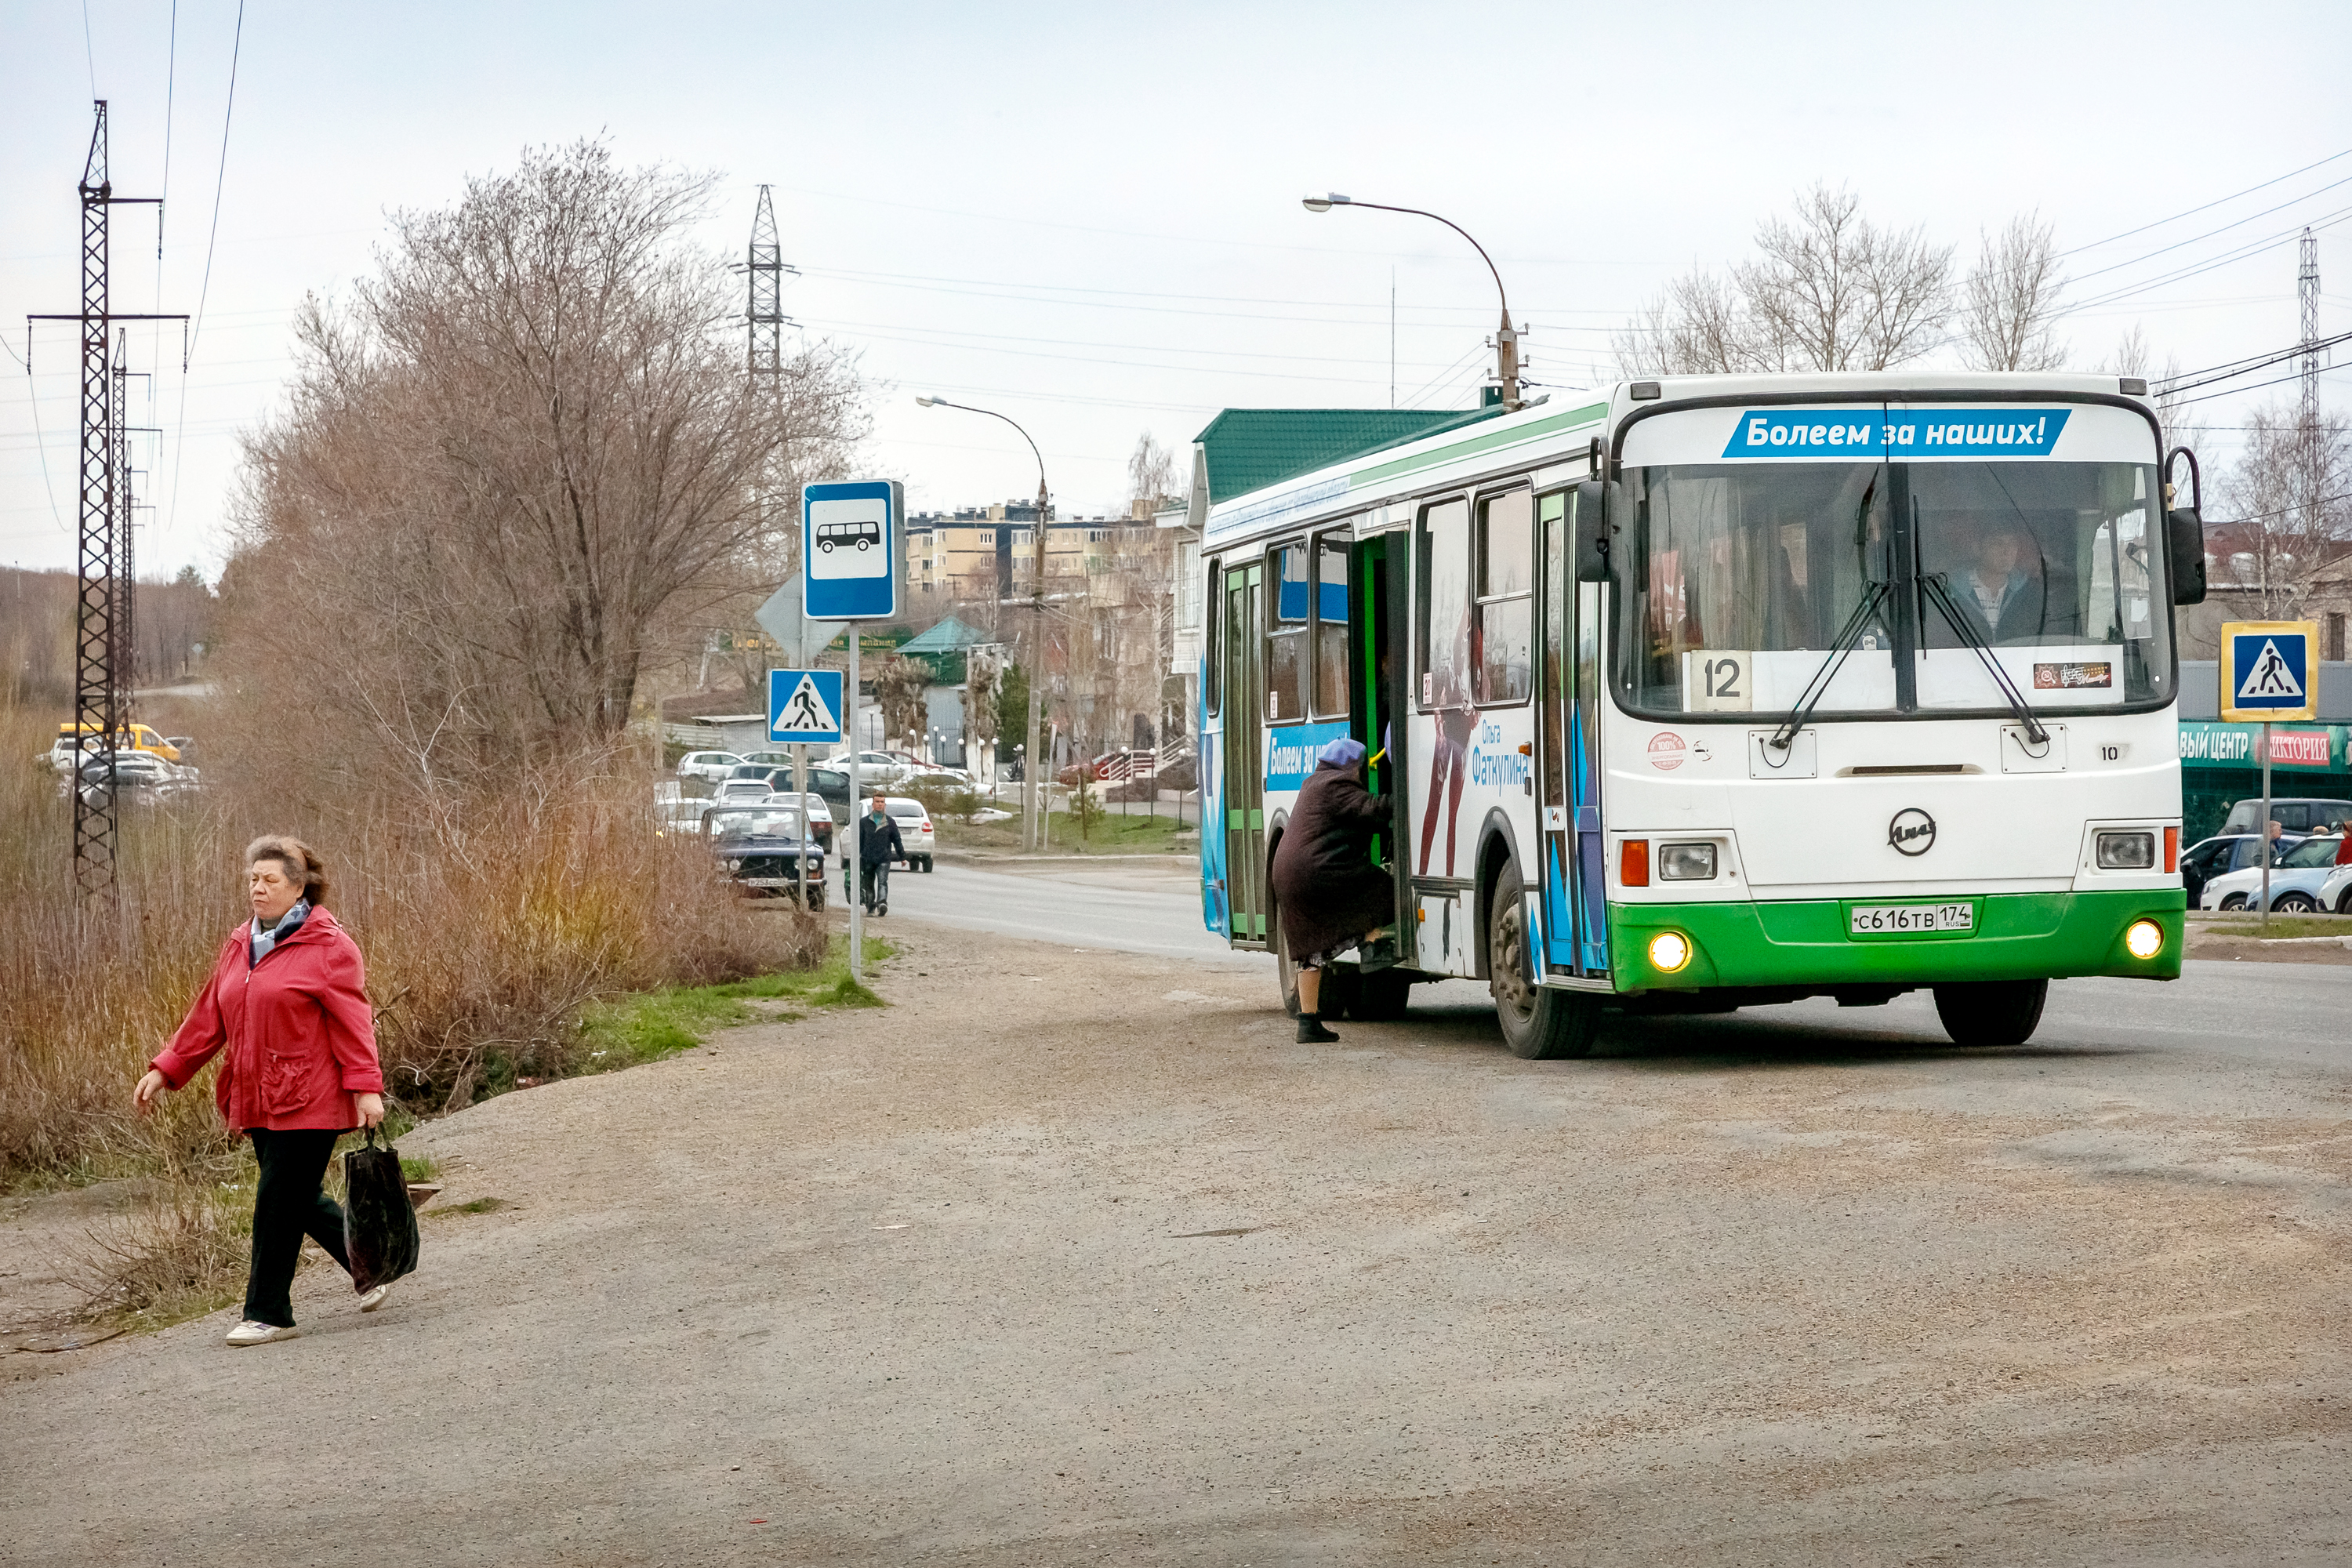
[1721,408,2072,459]
[2033,662,2111,690]
[1647,732,1687,771]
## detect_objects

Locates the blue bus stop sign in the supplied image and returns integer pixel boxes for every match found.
[802,480,901,622]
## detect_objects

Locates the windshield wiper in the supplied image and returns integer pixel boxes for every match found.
[1766,579,1892,755]
[1917,572,2049,746]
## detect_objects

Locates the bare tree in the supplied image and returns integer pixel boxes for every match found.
[870,653,931,751]
[1959,212,2067,372]
[227,140,864,787]
[2212,401,2352,617]
[1616,185,1955,377]
[1127,432,1180,514]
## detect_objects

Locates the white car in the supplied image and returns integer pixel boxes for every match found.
[822,750,912,788]
[883,795,936,872]
[2200,834,2343,912]
[761,790,837,857]
[676,750,743,784]
[711,778,777,805]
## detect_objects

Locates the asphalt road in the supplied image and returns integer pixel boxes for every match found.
[7,877,2349,1564]
[891,858,2352,1089]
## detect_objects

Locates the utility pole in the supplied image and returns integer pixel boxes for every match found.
[1025,474,1049,850]
[2299,227,2323,547]
[2298,227,2321,435]
[746,186,795,377]
[27,102,182,895]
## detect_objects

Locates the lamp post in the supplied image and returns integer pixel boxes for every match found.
[1302,193,1521,411]
[916,395,1050,849]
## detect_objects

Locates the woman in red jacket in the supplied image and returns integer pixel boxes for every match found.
[134,835,391,1346]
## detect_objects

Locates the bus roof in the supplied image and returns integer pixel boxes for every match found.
[1198,370,2158,550]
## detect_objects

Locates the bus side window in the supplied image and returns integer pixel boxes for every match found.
[1417,497,1470,710]
[1267,542,1308,723]
[1313,535,1350,717]
[1204,557,1221,717]
[1475,489,1534,704]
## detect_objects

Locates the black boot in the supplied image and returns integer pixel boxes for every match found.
[1296,1011,1338,1044]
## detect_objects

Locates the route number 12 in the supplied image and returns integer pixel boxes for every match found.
[1684,649,1754,712]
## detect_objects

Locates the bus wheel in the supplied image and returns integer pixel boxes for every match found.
[1930,979,2047,1047]
[1487,876,1599,1060]
[1348,969,1413,1022]
[1273,909,1301,1018]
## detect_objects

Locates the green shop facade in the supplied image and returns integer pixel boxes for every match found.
[2178,660,2352,844]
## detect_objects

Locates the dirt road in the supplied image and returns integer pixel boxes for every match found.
[5,918,2350,1565]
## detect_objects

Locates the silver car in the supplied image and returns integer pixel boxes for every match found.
[676,750,744,784]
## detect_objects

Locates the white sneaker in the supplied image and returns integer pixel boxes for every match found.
[357,1283,392,1313]
[225,1320,300,1347]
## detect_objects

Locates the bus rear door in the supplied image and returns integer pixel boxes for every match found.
[1221,561,1269,946]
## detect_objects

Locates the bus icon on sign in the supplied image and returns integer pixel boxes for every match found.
[815,518,880,554]
[807,495,891,583]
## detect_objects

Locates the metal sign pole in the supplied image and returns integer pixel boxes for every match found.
[2261,720,2274,931]
[848,630,862,979]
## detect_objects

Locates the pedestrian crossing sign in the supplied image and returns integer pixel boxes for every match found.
[2220,621,2318,722]
[768,669,845,744]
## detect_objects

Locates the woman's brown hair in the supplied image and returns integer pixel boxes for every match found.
[244,834,329,908]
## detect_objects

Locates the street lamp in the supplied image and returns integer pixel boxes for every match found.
[914,394,1051,850]
[1302,192,1522,411]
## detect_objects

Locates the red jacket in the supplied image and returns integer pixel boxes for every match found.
[151,908,384,1133]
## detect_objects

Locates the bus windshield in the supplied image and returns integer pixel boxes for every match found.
[1617,459,2172,717]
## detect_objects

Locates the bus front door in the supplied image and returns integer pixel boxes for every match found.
[1538,488,1609,976]
[1222,562,1269,946]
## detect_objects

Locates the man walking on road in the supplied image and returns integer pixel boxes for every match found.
[856,794,903,915]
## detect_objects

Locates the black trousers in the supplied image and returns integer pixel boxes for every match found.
[245,1127,352,1327]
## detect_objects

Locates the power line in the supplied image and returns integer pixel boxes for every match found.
[2056,148,2352,258]
[2156,329,2352,395]
[78,0,96,98]
[2171,363,2352,408]
[165,0,243,542]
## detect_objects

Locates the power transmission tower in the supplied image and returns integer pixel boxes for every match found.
[746,186,797,378]
[25,101,183,895]
[2298,225,2321,435]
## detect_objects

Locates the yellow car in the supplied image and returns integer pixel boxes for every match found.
[55,723,180,763]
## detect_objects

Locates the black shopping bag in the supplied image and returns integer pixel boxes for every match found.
[343,1126,420,1294]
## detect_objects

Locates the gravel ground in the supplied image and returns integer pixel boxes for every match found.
[4,921,2349,1566]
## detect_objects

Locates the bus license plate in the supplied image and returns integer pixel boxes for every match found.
[1849,902,1973,935]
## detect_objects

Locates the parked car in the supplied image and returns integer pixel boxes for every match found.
[72,750,191,808]
[762,791,836,855]
[2316,855,2352,913]
[2200,833,2339,911]
[56,722,180,764]
[2220,797,2352,837]
[712,778,779,805]
[2182,833,2303,906]
[676,750,744,784]
[702,805,826,908]
[822,750,912,788]
[724,762,792,790]
[775,764,854,819]
[653,799,709,838]
[882,795,936,872]
[739,750,797,769]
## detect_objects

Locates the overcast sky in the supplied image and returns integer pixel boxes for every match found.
[3,0,2347,579]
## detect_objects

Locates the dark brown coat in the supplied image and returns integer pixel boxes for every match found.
[1272,762,1396,960]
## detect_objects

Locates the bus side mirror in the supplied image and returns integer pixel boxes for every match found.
[2167,506,2206,605]
[1574,479,1619,583]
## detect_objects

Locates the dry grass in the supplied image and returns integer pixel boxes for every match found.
[0,685,822,1191]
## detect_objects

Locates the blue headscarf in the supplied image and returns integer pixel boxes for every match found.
[1316,737,1367,771]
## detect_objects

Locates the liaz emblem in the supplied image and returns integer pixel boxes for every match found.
[1888,808,1936,857]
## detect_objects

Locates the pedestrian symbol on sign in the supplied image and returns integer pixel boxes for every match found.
[2238,639,2304,701]
[783,679,830,731]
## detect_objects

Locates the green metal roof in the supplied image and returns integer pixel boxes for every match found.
[896,613,993,655]
[1192,406,1504,505]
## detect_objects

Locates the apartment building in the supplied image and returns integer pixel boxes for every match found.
[905,499,1162,603]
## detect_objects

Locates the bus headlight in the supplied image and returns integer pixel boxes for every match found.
[2124,919,2164,960]
[1659,842,1718,880]
[2096,831,2156,869]
[1648,931,1693,973]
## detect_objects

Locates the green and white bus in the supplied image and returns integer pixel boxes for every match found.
[1196,372,2202,1056]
